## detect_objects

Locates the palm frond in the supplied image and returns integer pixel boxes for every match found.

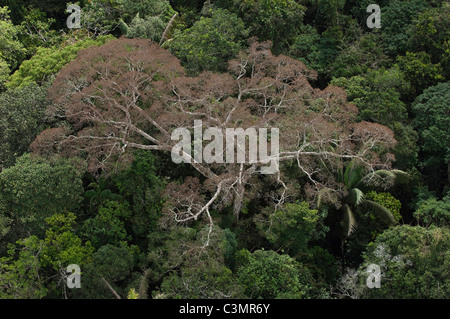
[349,188,365,206]
[356,169,410,190]
[342,204,357,237]
[364,200,397,226]
[159,13,178,46]
[390,169,411,184]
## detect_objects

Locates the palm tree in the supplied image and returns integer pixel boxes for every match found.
[318,161,409,268]
[332,163,409,237]
[84,178,122,211]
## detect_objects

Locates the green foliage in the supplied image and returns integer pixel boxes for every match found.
[365,191,402,222]
[155,225,244,299]
[81,201,132,249]
[0,83,50,169]
[112,151,164,245]
[84,178,122,210]
[0,6,26,71]
[307,0,346,27]
[256,202,323,256]
[0,57,9,90]
[397,51,445,96]
[382,0,431,57]
[331,33,389,79]
[332,163,406,238]
[224,0,306,52]
[168,8,248,74]
[235,249,313,299]
[289,24,341,78]
[408,4,450,79]
[331,67,419,169]
[331,66,409,125]
[121,0,176,41]
[0,236,48,299]
[0,154,84,238]
[40,212,94,272]
[124,14,166,41]
[0,212,93,299]
[414,194,450,227]
[76,244,138,299]
[412,82,450,167]
[81,0,175,37]
[7,35,114,89]
[159,259,244,299]
[118,0,175,22]
[359,225,450,298]
[18,7,60,54]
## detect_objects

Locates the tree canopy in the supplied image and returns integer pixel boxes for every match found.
[0,0,448,301]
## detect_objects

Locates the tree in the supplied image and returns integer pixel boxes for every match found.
[381,0,431,57]
[74,244,138,299]
[358,225,450,299]
[81,200,132,249]
[0,236,48,299]
[407,3,450,79]
[235,249,313,299]
[331,67,419,170]
[7,35,114,89]
[84,178,122,211]
[0,154,84,240]
[302,0,347,30]
[412,82,450,190]
[120,0,176,41]
[112,150,164,247]
[219,0,306,52]
[80,0,176,37]
[157,226,244,299]
[18,7,61,54]
[319,162,407,239]
[397,51,445,97]
[0,212,94,299]
[0,6,26,72]
[255,201,324,257]
[33,38,397,241]
[0,57,9,90]
[168,8,248,74]
[414,193,450,227]
[0,83,50,169]
[330,33,389,79]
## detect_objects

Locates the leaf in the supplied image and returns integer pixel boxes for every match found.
[390,169,410,184]
[364,200,397,226]
[349,188,365,206]
[84,190,97,198]
[342,204,357,238]
[100,189,113,199]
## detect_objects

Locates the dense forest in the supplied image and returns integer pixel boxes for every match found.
[0,0,448,300]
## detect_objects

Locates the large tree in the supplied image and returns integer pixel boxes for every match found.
[32,38,397,244]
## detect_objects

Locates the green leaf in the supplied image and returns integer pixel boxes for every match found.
[342,204,357,237]
[364,200,397,226]
[349,188,365,207]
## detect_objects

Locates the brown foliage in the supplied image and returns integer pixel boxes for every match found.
[33,37,396,231]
